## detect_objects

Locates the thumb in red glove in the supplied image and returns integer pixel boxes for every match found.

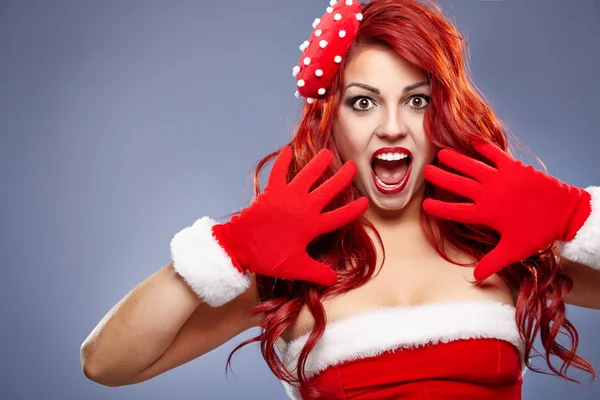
[422,142,592,281]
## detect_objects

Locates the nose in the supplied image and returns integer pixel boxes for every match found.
[374,108,409,141]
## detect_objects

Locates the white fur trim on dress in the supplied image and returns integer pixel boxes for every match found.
[279,300,524,399]
[170,216,251,307]
[561,186,600,270]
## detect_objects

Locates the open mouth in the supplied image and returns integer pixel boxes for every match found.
[370,148,412,194]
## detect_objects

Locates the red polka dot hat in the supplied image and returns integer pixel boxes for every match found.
[292,0,363,103]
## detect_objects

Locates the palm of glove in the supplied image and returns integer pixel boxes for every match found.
[423,142,588,281]
[213,146,368,286]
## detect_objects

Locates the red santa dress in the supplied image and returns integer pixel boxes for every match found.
[280,300,525,400]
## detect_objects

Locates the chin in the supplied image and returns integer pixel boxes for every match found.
[360,171,423,213]
[369,187,416,211]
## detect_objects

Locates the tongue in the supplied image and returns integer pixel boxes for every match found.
[373,159,409,185]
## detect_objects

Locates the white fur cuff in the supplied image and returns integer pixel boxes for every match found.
[170,216,251,307]
[561,186,600,270]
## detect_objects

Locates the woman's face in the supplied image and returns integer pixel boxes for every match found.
[333,43,438,215]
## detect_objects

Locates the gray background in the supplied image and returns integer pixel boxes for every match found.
[1,0,599,399]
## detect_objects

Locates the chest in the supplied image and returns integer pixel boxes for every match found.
[282,256,513,342]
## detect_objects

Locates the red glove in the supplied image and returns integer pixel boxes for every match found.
[212,146,369,286]
[422,142,592,281]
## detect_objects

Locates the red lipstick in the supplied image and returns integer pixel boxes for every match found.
[370,147,412,195]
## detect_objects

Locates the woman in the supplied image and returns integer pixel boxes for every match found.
[80,0,600,399]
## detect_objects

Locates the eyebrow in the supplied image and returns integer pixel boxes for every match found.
[344,80,430,94]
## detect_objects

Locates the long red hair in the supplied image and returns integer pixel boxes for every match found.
[227,0,595,397]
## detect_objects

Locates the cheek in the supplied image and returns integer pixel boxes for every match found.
[332,126,348,162]
[411,123,436,160]
[422,142,438,165]
[412,132,438,174]
[333,121,364,163]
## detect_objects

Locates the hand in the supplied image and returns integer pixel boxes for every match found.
[212,146,369,286]
[422,142,591,281]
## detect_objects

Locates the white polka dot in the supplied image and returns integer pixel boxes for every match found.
[356,13,363,21]
[319,40,328,48]
[313,18,321,28]
[334,55,342,63]
[318,88,326,95]
[315,69,323,77]
[315,29,322,37]
[299,40,310,51]
[297,79,305,87]
[334,13,342,21]
[339,30,346,38]
[304,57,311,65]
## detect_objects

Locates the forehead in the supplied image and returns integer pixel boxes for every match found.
[343,44,427,90]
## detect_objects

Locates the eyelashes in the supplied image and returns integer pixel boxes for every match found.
[346,96,374,112]
[345,94,431,113]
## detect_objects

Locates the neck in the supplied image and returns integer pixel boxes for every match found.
[364,188,437,259]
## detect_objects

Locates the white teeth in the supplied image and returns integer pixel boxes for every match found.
[374,152,409,161]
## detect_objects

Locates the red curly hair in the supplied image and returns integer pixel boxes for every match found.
[227,0,595,397]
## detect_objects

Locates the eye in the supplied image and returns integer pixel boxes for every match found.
[407,95,430,110]
[351,97,375,112]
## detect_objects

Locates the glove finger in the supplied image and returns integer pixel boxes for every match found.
[473,236,533,281]
[310,160,358,209]
[289,149,333,193]
[266,146,293,188]
[279,252,338,286]
[437,148,496,183]
[472,142,512,169]
[423,164,481,200]
[422,198,482,224]
[317,196,369,234]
